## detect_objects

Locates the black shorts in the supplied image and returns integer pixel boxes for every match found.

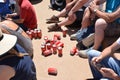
[75,6,86,21]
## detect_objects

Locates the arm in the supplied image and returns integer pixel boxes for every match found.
[0,65,15,80]
[70,0,88,13]
[100,67,120,80]
[93,0,106,5]
[68,0,88,21]
[89,2,120,22]
[96,7,120,22]
[98,41,120,60]
[92,38,120,63]
[92,39,120,79]
[12,18,24,23]
[65,0,78,11]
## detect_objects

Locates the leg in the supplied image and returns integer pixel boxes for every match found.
[57,13,76,26]
[66,0,72,4]
[93,18,107,50]
[0,65,15,80]
[70,8,94,41]
[47,13,76,31]
[81,7,91,29]
[56,7,69,17]
[76,18,107,58]
[46,0,75,23]
[46,8,67,23]
[87,50,120,79]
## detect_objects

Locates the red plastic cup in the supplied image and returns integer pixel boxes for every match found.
[48,67,57,75]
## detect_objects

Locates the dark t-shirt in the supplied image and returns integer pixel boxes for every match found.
[0,44,37,80]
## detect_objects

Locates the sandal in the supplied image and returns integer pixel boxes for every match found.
[48,23,61,31]
[46,15,60,24]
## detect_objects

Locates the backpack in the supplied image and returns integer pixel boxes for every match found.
[49,0,66,11]
[0,0,12,17]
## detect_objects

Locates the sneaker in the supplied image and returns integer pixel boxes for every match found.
[46,15,60,24]
[76,33,94,50]
[77,47,93,58]
[48,23,61,31]
[70,28,87,40]
[82,33,94,48]
[76,41,88,50]
[70,26,94,41]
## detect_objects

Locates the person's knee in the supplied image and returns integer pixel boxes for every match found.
[70,14,76,22]
[95,18,107,30]
[87,50,101,58]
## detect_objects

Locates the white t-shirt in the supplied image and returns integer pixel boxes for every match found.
[84,0,92,7]
[84,0,103,10]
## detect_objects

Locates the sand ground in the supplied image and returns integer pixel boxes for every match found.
[31,0,93,80]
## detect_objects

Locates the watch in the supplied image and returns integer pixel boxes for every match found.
[93,9,97,14]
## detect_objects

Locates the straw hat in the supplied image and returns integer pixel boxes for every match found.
[0,28,17,55]
[0,0,5,3]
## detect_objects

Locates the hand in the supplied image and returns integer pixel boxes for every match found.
[89,1,98,13]
[99,67,118,79]
[92,56,102,63]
